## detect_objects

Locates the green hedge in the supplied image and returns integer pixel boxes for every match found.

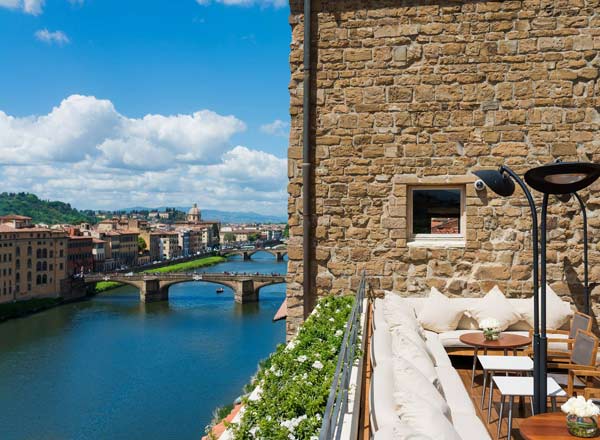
[230,295,355,440]
[141,256,226,274]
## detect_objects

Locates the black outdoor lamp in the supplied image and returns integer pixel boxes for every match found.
[524,161,600,413]
[473,166,543,414]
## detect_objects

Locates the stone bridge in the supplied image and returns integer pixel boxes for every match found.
[221,247,287,261]
[84,272,286,303]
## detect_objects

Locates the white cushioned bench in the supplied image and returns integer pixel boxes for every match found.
[370,298,492,440]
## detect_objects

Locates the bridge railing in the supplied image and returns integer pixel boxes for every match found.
[318,271,367,440]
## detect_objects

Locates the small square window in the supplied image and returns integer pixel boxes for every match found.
[408,186,465,246]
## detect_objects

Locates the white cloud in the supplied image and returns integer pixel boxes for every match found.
[195,0,286,8]
[260,119,289,137]
[35,29,70,45]
[0,95,287,215]
[0,0,44,15]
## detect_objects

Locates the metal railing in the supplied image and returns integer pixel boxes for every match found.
[319,271,367,440]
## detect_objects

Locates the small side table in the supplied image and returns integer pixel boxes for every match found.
[520,411,600,439]
[478,355,534,422]
[459,332,532,387]
[493,376,566,440]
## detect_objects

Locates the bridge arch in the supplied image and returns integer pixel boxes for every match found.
[158,278,238,292]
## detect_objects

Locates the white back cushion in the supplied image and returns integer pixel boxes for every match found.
[417,287,465,332]
[466,285,522,331]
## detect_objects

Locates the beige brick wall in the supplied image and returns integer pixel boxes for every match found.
[287,0,600,337]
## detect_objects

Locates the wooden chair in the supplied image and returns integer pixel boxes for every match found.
[545,330,599,396]
[525,312,593,358]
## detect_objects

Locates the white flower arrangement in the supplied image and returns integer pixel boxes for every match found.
[479,318,500,331]
[562,396,600,418]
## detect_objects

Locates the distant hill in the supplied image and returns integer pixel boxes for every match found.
[121,206,286,224]
[0,193,97,225]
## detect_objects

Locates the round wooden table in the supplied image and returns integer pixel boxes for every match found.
[459,332,532,387]
[520,412,600,439]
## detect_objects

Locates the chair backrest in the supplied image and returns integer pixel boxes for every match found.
[569,312,593,339]
[571,330,599,366]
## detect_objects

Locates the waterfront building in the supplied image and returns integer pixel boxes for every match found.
[285,0,600,338]
[91,238,107,272]
[149,231,180,261]
[0,215,68,303]
[66,235,94,275]
[178,229,191,257]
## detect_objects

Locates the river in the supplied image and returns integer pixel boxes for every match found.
[0,253,287,440]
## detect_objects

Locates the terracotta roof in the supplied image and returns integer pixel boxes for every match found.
[0,224,65,234]
[0,214,32,220]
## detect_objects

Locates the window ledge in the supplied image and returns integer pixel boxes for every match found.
[407,239,466,249]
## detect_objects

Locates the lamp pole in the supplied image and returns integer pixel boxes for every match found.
[499,165,542,414]
[573,193,590,315]
[539,194,550,413]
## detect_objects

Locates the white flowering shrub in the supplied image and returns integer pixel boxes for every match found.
[230,295,354,440]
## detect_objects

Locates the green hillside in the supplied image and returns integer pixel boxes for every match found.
[0,193,97,225]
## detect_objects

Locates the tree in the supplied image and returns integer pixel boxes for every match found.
[283,224,289,238]
[224,232,236,243]
[138,236,147,252]
[247,233,260,242]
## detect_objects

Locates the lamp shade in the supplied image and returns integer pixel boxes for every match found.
[473,169,515,197]
[524,162,600,194]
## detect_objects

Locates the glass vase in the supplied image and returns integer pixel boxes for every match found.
[566,413,599,438]
[483,329,500,341]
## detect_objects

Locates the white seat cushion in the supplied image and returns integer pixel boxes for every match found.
[467,285,522,331]
[417,287,466,332]
[437,330,530,348]
[452,412,492,440]
[424,331,452,367]
[435,366,476,416]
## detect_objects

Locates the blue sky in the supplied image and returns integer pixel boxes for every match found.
[0,0,291,214]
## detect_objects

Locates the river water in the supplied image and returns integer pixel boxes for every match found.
[0,253,287,440]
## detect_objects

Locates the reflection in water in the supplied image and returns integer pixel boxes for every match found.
[0,255,286,440]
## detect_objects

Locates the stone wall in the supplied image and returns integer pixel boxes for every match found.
[286,0,600,337]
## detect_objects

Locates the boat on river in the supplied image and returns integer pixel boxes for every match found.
[216,288,224,294]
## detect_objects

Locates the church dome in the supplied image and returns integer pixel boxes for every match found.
[187,203,201,222]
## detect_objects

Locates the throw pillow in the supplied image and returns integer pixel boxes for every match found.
[394,388,452,423]
[391,331,437,381]
[417,287,465,333]
[467,285,522,331]
[390,326,436,365]
[383,292,426,341]
[395,396,462,440]
[520,284,574,330]
[392,357,446,405]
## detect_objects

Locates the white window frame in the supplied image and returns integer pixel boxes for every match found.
[407,185,466,247]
